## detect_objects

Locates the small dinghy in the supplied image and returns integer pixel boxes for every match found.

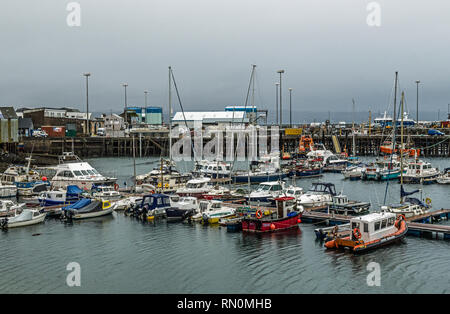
[0,208,46,229]
[62,199,114,220]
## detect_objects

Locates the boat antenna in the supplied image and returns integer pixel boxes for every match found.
[400,91,405,203]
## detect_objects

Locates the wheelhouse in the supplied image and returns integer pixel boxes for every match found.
[350,212,397,243]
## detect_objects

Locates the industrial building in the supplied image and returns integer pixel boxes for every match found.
[171,111,248,128]
[126,107,163,125]
[0,107,19,146]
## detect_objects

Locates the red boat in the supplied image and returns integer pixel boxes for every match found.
[242,196,302,233]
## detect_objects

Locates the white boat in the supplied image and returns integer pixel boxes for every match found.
[113,197,140,211]
[298,182,336,208]
[0,209,46,229]
[437,168,450,184]
[245,181,286,206]
[176,177,228,198]
[285,186,304,201]
[342,164,366,180]
[381,186,430,218]
[169,195,199,211]
[46,152,117,190]
[402,159,440,184]
[92,185,121,200]
[194,160,231,179]
[0,182,17,198]
[306,143,347,167]
[1,164,49,196]
[191,200,235,224]
[0,200,25,216]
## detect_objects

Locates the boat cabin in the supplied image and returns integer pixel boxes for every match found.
[332,194,349,205]
[274,196,297,218]
[140,194,171,210]
[255,181,284,193]
[198,200,223,213]
[185,178,211,189]
[406,160,437,175]
[349,212,397,243]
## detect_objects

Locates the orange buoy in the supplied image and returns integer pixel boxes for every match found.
[270,224,276,230]
[256,210,263,219]
[297,219,302,223]
[114,183,119,191]
[42,176,47,181]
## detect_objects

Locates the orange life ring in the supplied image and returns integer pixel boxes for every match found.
[256,210,263,219]
[114,183,119,191]
[353,228,362,239]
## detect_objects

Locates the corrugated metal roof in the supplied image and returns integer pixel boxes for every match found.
[0,107,18,119]
[172,111,246,122]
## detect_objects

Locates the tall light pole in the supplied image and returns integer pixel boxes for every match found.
[288,88,293,127]
[83,73,91,136]
[415,80,420,124]
[275,83,279,125]
[277,70,285,128]
[144,90,148,124]
[122,83,128,128]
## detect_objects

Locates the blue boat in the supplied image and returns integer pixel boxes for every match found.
[38,185,84,207]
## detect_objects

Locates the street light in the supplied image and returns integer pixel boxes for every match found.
[277,70,285,128]
[83,73,91,136]
[289,88,293,127]
[122,83,128,128]
[144,90,149,124]
[275,83,280,125]
[415,80,420,124]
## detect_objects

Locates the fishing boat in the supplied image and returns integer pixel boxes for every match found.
[298,135,314,156]
[292,158,323,178]
[328,194,370,215]
[92,185,121,200]
[46,152,117,190]
[324,212,407,253]
[306,143,347,168]
[297,182,336,208]
[0,182,17,198]
[165,196,199,222]
[1,164,49,196]
[245,181,286,206]
[437,168,450,184]
[241,196,301,233]
[0,208,46,229]
[191,200,235,224]
[342,164,366,180]
[361,158,402,181]
[0,200,25,217]
[37,185,84,206]
[62,199,114,220]
[401,159,440,184]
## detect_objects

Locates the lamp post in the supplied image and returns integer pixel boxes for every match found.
[288,88,293,127]
[83,73,91,136]
[122,83,128,128]
[275,83,279,125]
[277,70,285,129]
[415,80,420,124]
[144,90,148,124]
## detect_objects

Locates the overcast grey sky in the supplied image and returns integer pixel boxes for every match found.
[1,0,449,121]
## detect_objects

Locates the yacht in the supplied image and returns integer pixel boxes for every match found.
[47,152,117,190]
[381,186,430,218]
[245,181,286,206]
[231,153,287,183]
[297,182,336,208]
[306,143,347,167]
[176,177,229,198]
[0,200,25,216]
[194,160,231,179]
[402,159,440,184]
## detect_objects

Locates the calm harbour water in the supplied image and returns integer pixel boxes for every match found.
[0,157,449,294]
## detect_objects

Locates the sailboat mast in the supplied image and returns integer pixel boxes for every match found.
[251,64,256,125]
[168,66,172,162]
[400,91,405,201]
[393,72,398,131]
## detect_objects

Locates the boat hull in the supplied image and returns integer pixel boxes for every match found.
[4,213,46,228]
[242,212,300,233]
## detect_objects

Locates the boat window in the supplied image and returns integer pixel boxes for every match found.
[363,223,368,232]
[63,171,73,178]
[351,222,359,230]
[81,170,89,176]
[381,219,387,229]
[73,171,82,176]
[374,221,381,231]
[287,190,294,195]
[212,203,221,209]
[388,217,395,226]
[163,198,170,205]
[272,185,282,191]
[157,198,163,205]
